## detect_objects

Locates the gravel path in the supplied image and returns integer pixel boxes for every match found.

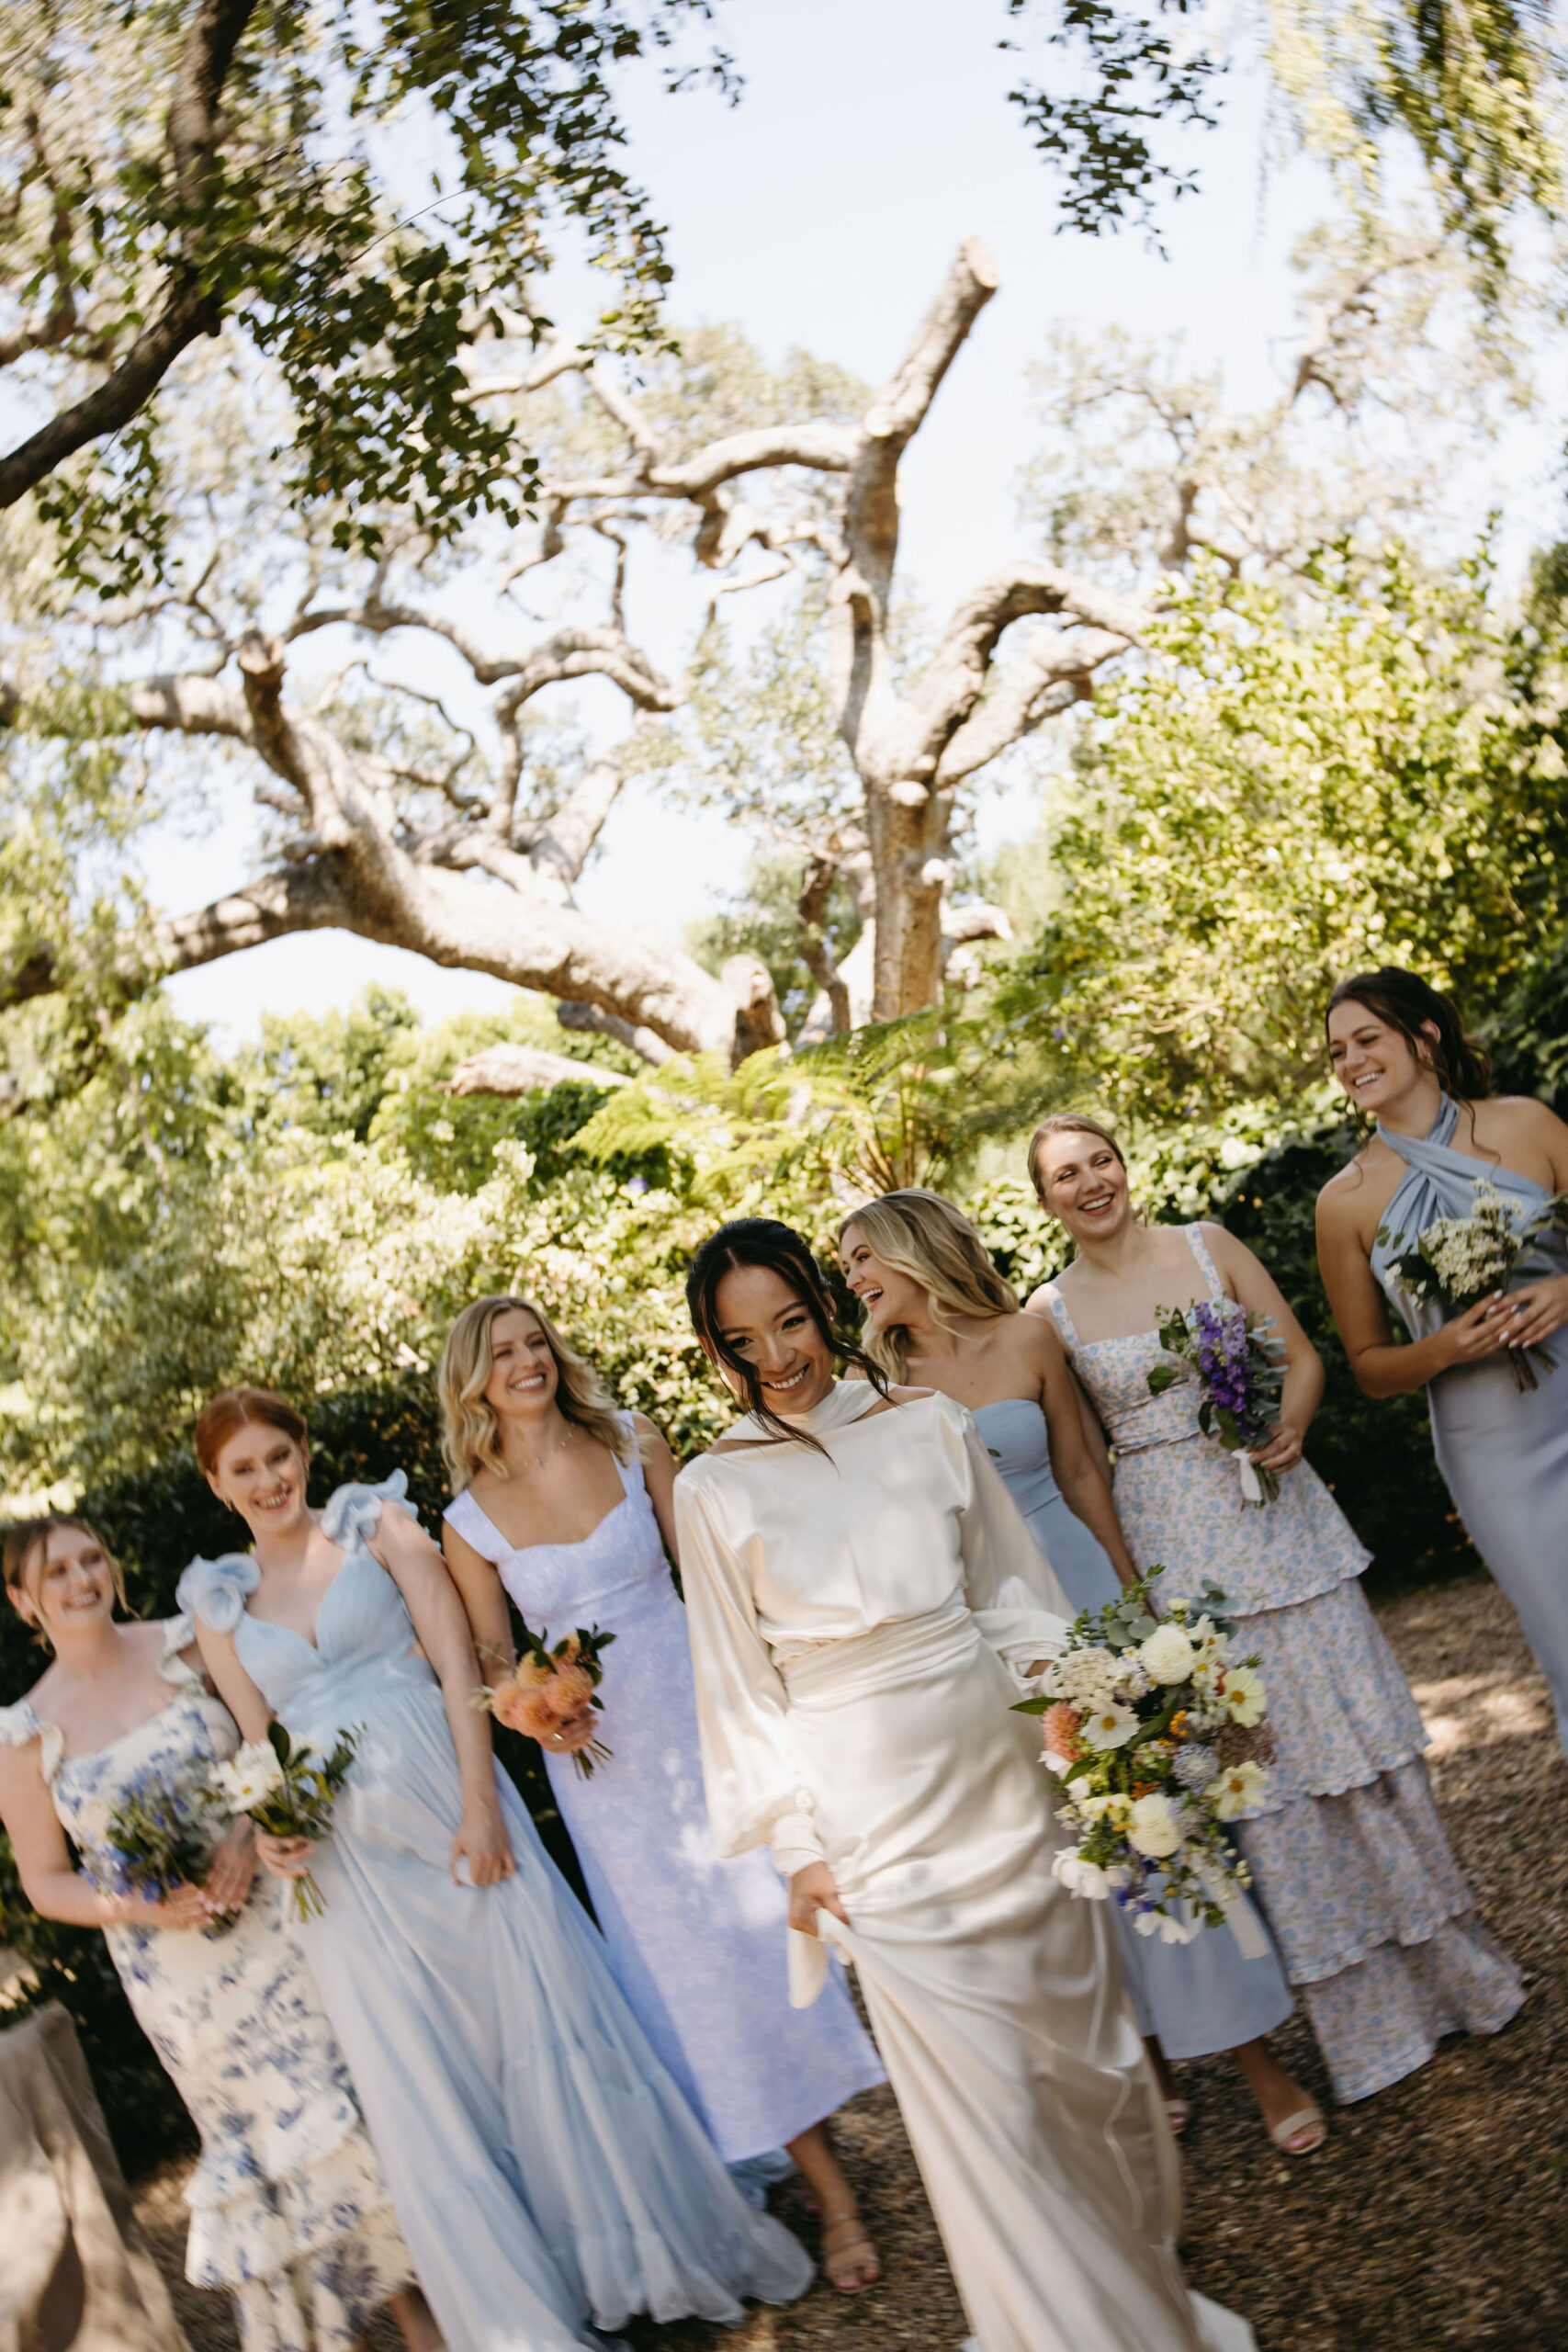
[133,1572,1565,2352]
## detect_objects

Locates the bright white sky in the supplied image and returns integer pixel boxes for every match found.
[116,0,1555,1038]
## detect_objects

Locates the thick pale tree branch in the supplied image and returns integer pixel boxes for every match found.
[121,673,254,741]
[932,626,1131,785]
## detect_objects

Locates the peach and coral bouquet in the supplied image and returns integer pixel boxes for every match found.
[473,1624,616,1779]
[1012,1568,1274,1946]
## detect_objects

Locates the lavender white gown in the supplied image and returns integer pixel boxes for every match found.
[1042,1228,1524,2104]
[1371,1092,1568,1758]
[178,1476,811,2352]
[975,1399,1293,2062]
[443,1426,884,2165]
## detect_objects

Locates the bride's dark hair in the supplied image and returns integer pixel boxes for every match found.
[686,1217,890,1446]
[1325,967,1492,1103]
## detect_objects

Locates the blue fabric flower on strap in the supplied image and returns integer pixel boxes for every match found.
[320,1470,414,1547]
[175,1552,261,1634]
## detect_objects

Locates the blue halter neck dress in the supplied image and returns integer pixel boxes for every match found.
[1371,1093,1568,1758]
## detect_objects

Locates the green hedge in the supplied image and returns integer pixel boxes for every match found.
[0,1092,1517,2171]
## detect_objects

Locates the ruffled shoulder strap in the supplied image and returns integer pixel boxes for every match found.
[1036,1280,1080,1352]
[175,1552,261,1634]
[156,1614,204,1688]
[321,1468,416,1548]
[0,1697,64,1784]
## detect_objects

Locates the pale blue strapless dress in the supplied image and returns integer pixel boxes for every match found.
[177,1476,811,2352]
[1371,1094,1568,1759]
[974,1401,1292,2062]
[443,1428,884,2165]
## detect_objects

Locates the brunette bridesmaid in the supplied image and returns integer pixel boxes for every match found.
[1317,966,1568,1759]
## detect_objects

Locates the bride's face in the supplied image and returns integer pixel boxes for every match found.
[1034,1131,1132,1245]
[709,1263,837,1416]
[208,1420,311,1541]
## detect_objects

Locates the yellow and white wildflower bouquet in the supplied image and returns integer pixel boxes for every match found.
[1377,1177,1568,1392]
[1013,1569,1274,1943]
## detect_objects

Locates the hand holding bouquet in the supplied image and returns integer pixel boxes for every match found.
[1376,1177,1568,1392]
[1013,1570,1275,1945]
[473,1624,615,1779]
[96,1767,242,1937]
[1149,1297,1286,1503]
[210,1721,358,1921]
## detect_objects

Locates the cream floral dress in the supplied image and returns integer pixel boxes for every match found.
[1042,1227,1525,2102]
[0,1616,409,2352]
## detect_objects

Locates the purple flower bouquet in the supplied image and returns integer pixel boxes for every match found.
[1148,1297,1286,1505]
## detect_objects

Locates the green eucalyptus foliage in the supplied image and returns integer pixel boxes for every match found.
[2,0,728,581]
[1020,545,1568,1121]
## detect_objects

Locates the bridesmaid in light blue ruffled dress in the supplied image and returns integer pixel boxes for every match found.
[176,1385,812,2352]
[836,1189,1293,2141]
[1318,966,1568,1759]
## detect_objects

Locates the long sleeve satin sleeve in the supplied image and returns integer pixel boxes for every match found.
[953,1411,1072,1689]
[673,1473,825,1873]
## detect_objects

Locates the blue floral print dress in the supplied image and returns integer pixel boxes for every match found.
[1042,1227,1525,2103]
[0,1617,410,2352]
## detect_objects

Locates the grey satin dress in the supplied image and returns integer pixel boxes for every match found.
[1371,1093,1568,1758]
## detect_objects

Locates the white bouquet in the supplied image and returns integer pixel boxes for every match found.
[1014,1570,1274,1945]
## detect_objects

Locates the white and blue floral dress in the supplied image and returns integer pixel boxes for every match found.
[1042,1227,1525,2103]
[0,1617,410,2352]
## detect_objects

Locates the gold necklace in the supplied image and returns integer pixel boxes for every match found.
[512,1424,574,1474]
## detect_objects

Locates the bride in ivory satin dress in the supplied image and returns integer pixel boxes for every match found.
[673,1217,1255,2352]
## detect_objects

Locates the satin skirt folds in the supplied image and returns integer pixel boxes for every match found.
[1431,1353,1568,1757]
[778,1602,1229,2352]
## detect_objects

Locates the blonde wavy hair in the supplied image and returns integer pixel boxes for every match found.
[837,1189,1018,1383]
[438,1294,632,1488]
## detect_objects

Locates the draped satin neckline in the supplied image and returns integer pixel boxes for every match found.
[725,1379,889,1445]
[1376,1091,1550,1203]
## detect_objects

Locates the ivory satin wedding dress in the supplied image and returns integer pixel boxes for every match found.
[673,1382,1254,2352]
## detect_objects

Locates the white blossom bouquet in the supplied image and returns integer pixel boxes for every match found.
[1376,1177,1568,1393]
[209,1722,358,1921]
[1012,1570,1274,1942]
